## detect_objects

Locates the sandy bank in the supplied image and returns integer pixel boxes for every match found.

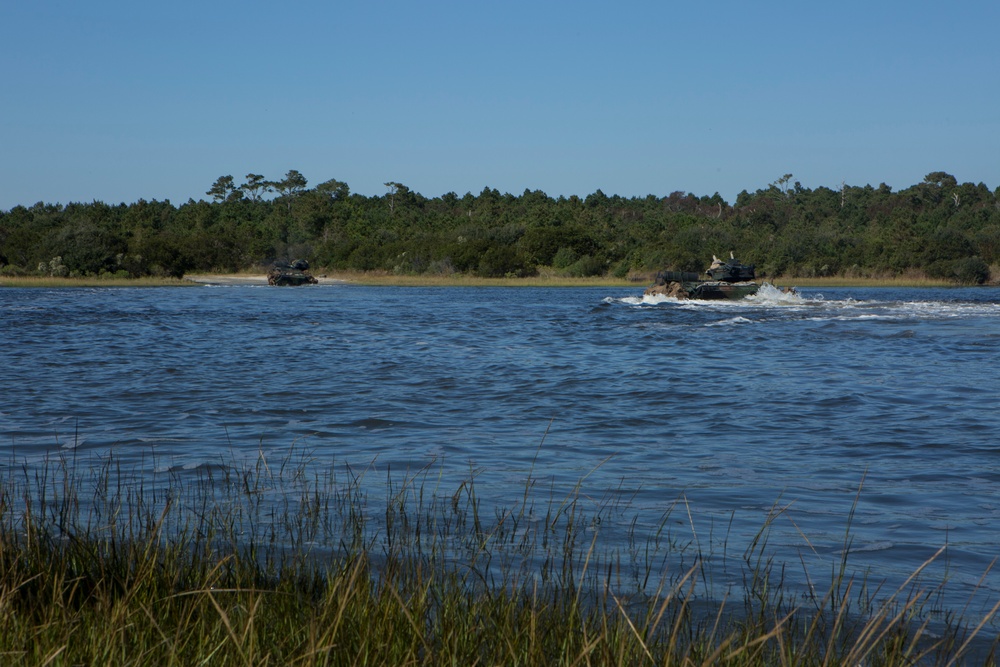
[184,274,347,286]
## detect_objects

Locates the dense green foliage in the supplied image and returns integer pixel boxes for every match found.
[2,171,998,283]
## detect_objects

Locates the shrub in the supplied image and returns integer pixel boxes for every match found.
[0,264,29,277]
[927,257,990,284]
[952,257,991,284]
[552,246,579,269]
[476,246,536,278]
[565,254,605,277]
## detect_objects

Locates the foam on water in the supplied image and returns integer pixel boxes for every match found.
[841,540,895,555]
[705,316,754,327]
[630,281,813,309]
[745,281,809,305]
[619,282,1000,328]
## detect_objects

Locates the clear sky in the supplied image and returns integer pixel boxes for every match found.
[2,0,998,209]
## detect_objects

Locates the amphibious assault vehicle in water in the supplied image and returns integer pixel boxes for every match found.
[267,259,319,286]
[644,253,758,300]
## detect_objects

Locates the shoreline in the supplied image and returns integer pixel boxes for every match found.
[183,274,347,286]
[185,272,963,289]
[0,271,981,289]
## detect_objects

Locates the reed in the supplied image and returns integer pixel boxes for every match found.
[319,269,638,287]
[772,276,954,288]
[0,275,194,288]
[1,447,995,666]
[3,270,976,289]
[315,270,962,289]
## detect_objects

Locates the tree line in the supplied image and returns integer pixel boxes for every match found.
[2,170,998,283]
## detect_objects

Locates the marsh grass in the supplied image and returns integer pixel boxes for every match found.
[314,270,961,289]
[1,447,996,666]
[3,270,971,289]
[772,276,954,288]
[321,268,638,287]
[0,275,194,288]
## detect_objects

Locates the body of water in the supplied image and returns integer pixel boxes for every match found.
[3,282,1000,619]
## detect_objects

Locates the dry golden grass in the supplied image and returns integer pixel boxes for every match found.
[3,269,984,289]
[0,275,195,288]
[770,275,954,288]
[311,269,969,289]
[323,268,637,287]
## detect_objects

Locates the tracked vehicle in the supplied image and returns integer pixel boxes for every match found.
[267,259,319,286]
[645,254,758,300]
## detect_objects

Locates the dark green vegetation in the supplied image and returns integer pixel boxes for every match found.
[1,448,997,665]
[2,171,998,284]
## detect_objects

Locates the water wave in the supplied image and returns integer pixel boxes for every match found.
[615,283,1000,327]
[705,316,754,327]
[3,284,1000,617]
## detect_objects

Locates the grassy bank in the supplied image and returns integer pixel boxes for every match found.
[0,275,195,288]
[771,276,955,288]
[308,270,965,289]
[2,268,985,289]
[322,268,637,287]
[1,449,996,666]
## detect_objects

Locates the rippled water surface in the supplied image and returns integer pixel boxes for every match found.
[3,283,1000,616]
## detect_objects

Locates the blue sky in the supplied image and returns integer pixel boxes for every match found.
[2,0,998,209]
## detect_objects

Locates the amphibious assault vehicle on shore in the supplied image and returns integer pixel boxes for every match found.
[267,259,318,286]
